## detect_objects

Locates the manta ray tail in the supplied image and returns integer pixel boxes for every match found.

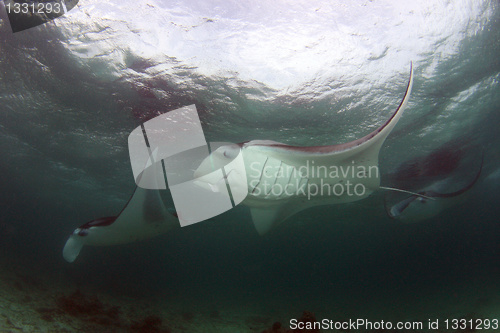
[379,186,436,200]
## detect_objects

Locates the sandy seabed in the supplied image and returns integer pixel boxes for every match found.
[0,252,499,333]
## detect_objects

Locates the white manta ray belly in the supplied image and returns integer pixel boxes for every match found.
[195,64,414,234]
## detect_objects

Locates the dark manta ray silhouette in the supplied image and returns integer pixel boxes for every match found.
[385,153,484,222]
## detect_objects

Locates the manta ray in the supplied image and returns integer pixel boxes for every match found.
[385,153,483,222]
[194,64,414,234]
[63,64,413,262]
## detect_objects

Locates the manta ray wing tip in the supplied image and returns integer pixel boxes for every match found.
[63,234,85,263]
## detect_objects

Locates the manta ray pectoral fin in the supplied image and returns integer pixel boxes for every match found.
[62,216,118,263]
[62,155,180,262]
[63,232,85,263]
[425,152,484,198]
[62,187,179,263]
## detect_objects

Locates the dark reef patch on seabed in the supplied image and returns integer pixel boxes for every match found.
[36,289,171,332]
